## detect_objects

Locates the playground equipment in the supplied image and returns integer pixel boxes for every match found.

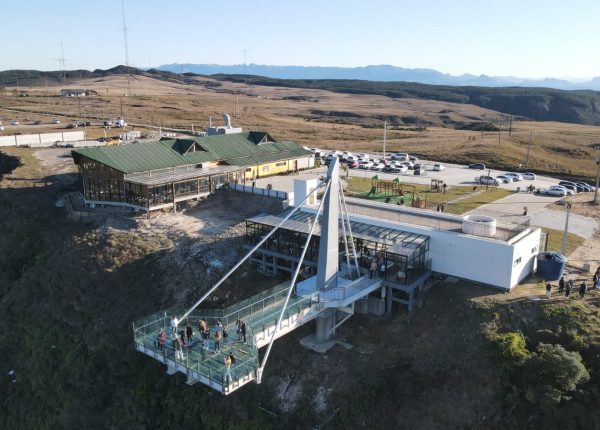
[369,176,405,196]
[430,179,444,193]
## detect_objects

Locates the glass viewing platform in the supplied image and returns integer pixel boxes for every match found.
[133,282,320,394]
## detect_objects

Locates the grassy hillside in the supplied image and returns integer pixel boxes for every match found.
[213,74,600,126]
[1,149,599,429]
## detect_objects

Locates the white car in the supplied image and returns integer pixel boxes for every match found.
[543,186,567,197]
[391,165,408,174]
[391,152,409,161]
[433,163,445,171]
[504,172,523,181]
[11,120,19,125]
[401,161,414,169]
[476,175,502,186]
[359,161,373,169]
[554,185,575,196]
[496,175,511,184]
[522,172,536,180]
[370,163,385,171]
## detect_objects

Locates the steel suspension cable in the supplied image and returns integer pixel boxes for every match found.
[257,179,331,377]
[176,180,326,326]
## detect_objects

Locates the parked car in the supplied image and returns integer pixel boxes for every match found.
[11,120,19,125]
[104,120,113,126]
[558,181,585,193]
[52,119,61,124]
[468,163,486,170]
[496,175,511,184]
[382,165,395,173]
[433,163,445,171]
[402,161,415,169]
[391,165,408,174]
[576,182,594,192]
[554,185,575,196]
[504,172,523,181]
[359,161,373,170]
[76,121,86,126]
[522,172,536,180]
[85,121,92,126]
[543,186,567,197]
[409,156,419,163]
[414,168,427,176]
[391,152,409,161]
[561,184,578,194]
[476,175,501,186]
[66,123,78,129]
[33,120,42,125]
[370,163,385,171]
[347,161,359,169]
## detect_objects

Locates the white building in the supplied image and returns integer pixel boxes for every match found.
[293,181,541,291]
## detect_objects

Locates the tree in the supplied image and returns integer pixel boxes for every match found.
[523,343,589,408]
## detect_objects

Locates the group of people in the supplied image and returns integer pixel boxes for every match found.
[369,257,386,279]
[156,317,251,385]
[546,275,595,299]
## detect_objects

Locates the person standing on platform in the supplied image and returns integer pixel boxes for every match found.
[170,316,179,336]
[369,260,377,279]
[379,262,386,279]
[214,331,222,353]
[158,330,166,352]
[579,282,588,299]
[174,337,184,360]
[223,354,232,384]
[241,321,247,344]
[185,322,193,344]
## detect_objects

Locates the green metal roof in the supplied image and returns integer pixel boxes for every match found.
[72,132,312,174]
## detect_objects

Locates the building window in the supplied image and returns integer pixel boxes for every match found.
[275,162,286,167]
[246,168,252,172]
[531,246,538,254]
[513,257,522,266]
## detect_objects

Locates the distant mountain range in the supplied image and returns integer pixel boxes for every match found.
[158,63,600,91]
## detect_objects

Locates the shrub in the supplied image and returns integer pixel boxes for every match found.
[494,331,530,364]
[522,343,590,408]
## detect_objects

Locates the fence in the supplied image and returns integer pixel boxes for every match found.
[0,131,85,147]
[228,182,290,200]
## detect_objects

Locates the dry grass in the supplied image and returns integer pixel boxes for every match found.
[2,75,600,180]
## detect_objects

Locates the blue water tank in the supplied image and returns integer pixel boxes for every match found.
[537,252,567,281]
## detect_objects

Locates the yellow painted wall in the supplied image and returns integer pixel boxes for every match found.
[243,159,298,181]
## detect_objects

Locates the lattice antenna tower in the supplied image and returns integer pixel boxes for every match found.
[121,0,131,96]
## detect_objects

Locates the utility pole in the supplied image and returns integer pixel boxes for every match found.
[594,156,600,204]
[525,131,533,168]
[383,120,387,159]
[498,119,501,145]
[561,202,572,255]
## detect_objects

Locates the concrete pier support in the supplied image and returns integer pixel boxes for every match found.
[316,309,336,342]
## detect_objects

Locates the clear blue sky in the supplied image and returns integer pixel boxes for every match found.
[2,0,599,79]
